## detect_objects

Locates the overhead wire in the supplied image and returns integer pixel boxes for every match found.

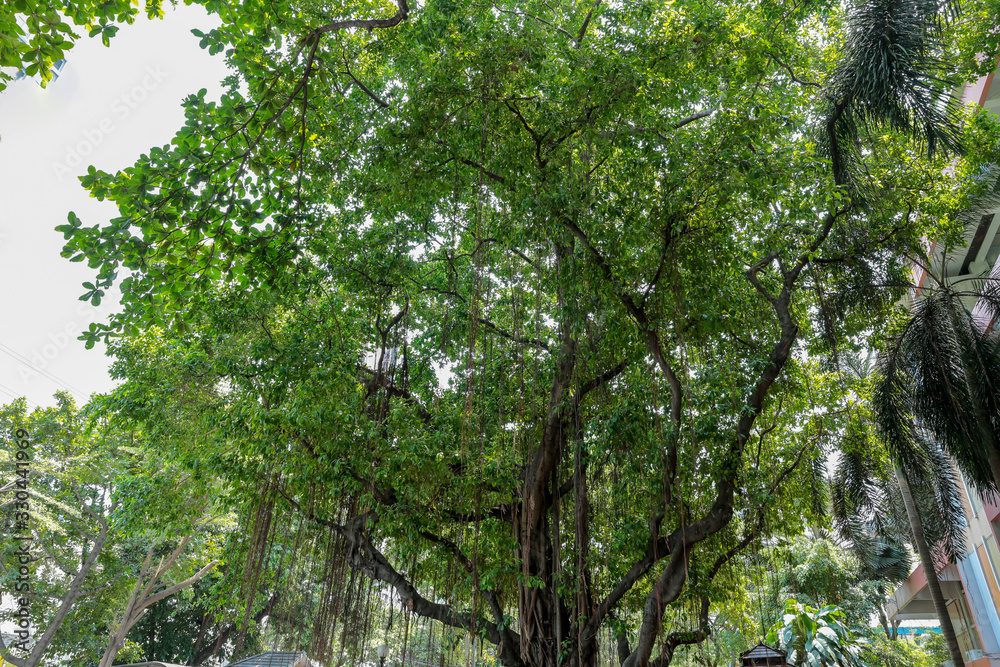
[0,381,37,409]
[0,341,89,400]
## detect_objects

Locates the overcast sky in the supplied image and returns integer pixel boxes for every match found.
[0,4,230,409]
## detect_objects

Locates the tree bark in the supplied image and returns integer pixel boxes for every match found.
[895,466,966,667]
[99,537,217,667]
[877,605,892,640]
[0,500,115,667]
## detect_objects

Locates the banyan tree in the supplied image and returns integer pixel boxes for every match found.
[63,0,1000,664]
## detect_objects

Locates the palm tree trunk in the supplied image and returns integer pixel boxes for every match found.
[895,466,966,667]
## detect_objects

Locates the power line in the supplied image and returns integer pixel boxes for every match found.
[0,341,88,400]
[0,382,38,409]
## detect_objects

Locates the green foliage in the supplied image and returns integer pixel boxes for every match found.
[766,601,869,667]
[717,532,909,656]
[0,0,176,91]
[38,0,1000,663]
[921,634,951,666]
[863,634,937,667]
[772,537,876,633]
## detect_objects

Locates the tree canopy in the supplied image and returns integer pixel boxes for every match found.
[19,0,1000,664]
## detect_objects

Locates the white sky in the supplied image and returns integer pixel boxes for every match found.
[0,4,229,409]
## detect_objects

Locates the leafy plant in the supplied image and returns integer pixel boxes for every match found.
[766,601,869,667]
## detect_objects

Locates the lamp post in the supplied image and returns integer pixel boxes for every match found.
[377,644,390,667]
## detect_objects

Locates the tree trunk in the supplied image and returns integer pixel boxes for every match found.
[100,538,217,667]
[895,466,966,667]
[877,605,892,640]
[0,517,112,667]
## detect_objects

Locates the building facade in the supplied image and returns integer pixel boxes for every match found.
[887,483,1000,666]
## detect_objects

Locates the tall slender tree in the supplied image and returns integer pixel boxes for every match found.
[833,438,970,667]
[874,285,1000,497]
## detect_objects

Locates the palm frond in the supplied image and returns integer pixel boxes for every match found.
[909,441,968,562]
[832,447,885,534]
[859,538,912,583]
[872,336,930,476]
[909,290,997,494]
[831,0,962,158]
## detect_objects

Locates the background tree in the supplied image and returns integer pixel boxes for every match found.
[0,396,221,667]
[0,395,129,667]
[100,534,218,667]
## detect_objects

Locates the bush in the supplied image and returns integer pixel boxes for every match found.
[864,633,938,667]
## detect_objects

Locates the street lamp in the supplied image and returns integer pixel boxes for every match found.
[377,643,390,667]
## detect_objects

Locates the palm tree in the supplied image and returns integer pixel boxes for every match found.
[822,0,983,663]
[826,0,962,191]
[827,0,1000,513]
[874,285,1000,498]
[833,435,970,667]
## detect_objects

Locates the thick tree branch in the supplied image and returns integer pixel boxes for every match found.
[580,359,629,397]
[648,596,712,667]
[616,626,632,666]
[420,529,524,661]
[313,0,409,34]
[99,537,218,667]
[575,0,602,46]
[342,55,391,108]
[562,217,683,502]
[589,531,669,634]
[671,109,715,129]
[619,231,808,667]
[336,513,525,667]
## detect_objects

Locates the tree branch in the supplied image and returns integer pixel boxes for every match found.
[432,139,508,186]
[671,109,715,129]
[575,0,602,46]
[313,0,409,34]
[339,513,525,667]
[419,529,524,661]
[478,316,551,351]
[770,54,820,88]
[580,359,629,397]
[342,55,390,108]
